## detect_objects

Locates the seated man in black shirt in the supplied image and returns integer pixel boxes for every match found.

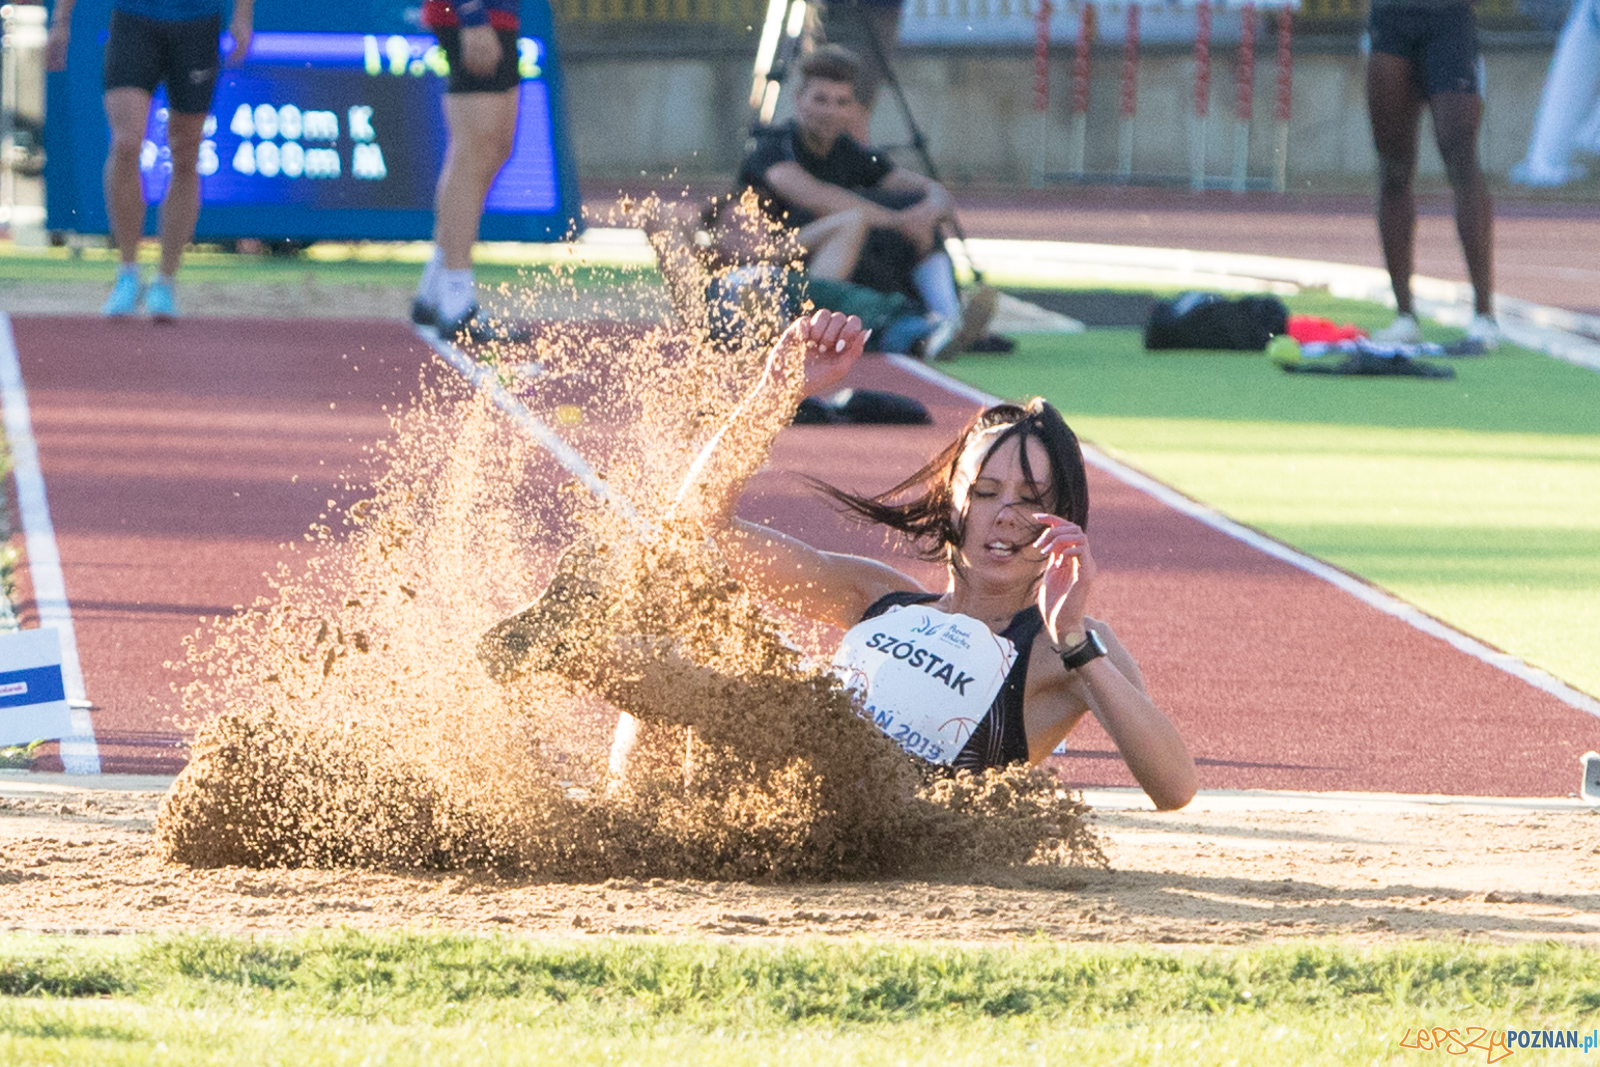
[738,45,993,360]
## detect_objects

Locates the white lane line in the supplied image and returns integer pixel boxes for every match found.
[887,352,1600,721]
[1082,786,1597,814]
[413,326,648,530]
[0,314,101,773]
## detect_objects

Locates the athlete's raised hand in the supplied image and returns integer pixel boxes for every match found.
[764,309,869,399]
[1033,513,1097,649]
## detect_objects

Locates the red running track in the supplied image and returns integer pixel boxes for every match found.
[7,315,1599,793]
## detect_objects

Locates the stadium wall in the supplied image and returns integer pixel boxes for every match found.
[561,43,1557,186]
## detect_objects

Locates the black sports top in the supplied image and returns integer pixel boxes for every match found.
[859,591,1043,771]
[737,120,895,224]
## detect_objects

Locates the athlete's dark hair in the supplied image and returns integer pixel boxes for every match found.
[812,398,1089,564]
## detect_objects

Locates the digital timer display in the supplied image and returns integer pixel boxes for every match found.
[139,33,558,215]
[46,4,580,243]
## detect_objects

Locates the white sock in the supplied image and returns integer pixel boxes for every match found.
[437,268,478,323]
[155,272,176,289]
[118,263,142,280]
[418,246,445,302]
[911,251,961,321]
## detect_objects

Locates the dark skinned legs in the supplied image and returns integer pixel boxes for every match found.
[1431,91,1495,317]
[1367,53,1495,319]
[1368,54,1426,317]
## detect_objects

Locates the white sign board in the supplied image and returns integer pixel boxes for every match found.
[0,628,74,746]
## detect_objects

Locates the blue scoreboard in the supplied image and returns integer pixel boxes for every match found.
[45,1,581,241]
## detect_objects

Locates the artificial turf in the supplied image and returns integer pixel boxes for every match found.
[943,293,1600,701]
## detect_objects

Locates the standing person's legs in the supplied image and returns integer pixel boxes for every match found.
[420,88,517,331]
[1409,2,1496,341]
[146,109,208,319]
[435,91,518,272]
[102,88,153,270]
[102,12,220,319]
[1366,52,1426,326]
[415,21,522,334]
[1429,91,1493,319]
[101,9,169,314]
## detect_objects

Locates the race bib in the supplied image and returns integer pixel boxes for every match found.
[831,604,1017,765]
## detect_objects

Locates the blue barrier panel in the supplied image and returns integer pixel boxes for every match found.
[45,0,581,241]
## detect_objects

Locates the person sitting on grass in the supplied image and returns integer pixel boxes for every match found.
[479,310,1197,811]
[641,191,942,356]
[738,47,995,362]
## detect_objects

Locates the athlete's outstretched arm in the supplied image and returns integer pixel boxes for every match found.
[669,311,919,627]
[671,309,867,529]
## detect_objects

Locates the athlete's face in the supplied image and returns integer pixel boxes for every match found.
[794,77,860,151]
[952,433,1054,578]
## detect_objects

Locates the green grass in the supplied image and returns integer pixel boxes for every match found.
[945,295,1600,700]
[0,932,1595,1064]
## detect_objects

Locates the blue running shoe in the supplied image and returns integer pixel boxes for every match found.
[145,278,179,323]
[101,272,143,317]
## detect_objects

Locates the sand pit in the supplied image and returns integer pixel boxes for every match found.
[12,205,1598,948]
[4,776,1599,944]
[137,197,1103,883]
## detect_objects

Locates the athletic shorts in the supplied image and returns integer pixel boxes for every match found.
[1368,3,1482,97]
[103,9,221,114]
[433,26,521,94]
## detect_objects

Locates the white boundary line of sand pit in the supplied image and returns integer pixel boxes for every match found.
[3,773,1589,816]
[887,352,1600,724]
[0,770,171,797]
[412,324,647,528]
[1081,786,1599,814]
[0,314,101,774]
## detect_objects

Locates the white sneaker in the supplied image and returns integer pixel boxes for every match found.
[411,252,443,326]
[1465,313,1501,352]
[435,270,479,336]
[1371,313,1423,345]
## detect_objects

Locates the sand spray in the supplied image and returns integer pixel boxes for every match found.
[157,195,1103,879]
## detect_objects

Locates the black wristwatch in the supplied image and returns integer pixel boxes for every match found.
[1058,629,1107,671]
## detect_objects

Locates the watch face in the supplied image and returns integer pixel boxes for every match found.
[1062,630,1107,670]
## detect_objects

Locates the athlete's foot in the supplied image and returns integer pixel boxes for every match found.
[441,308,533,347]
[101,270,144,317]
[1464,313,1501,352]
[1371,313,1423,345]
[1509,158,1586,188]
[144,278,179,323]
[410,294,438,327]
[478,540,609,683]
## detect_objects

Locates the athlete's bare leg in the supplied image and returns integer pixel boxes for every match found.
[159,110,208,278]
[1429,90,1494,317]
[1367,53,1427,317]
[103,87,153,266]
[433,88,519,271]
